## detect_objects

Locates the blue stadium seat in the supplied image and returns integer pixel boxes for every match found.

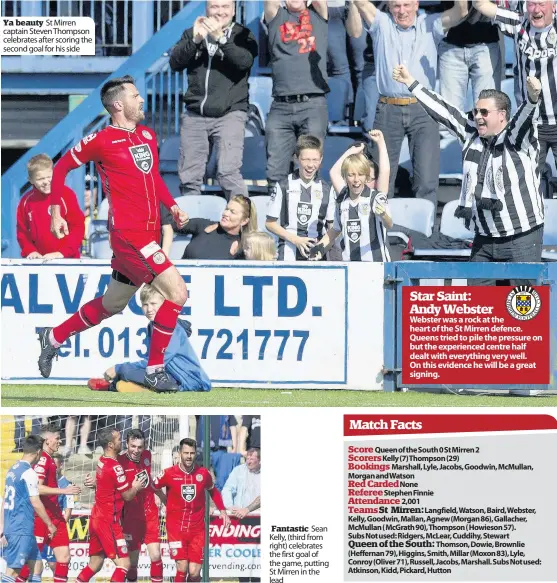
[175,195,226,222]
[439,137,463,181]
[248,76,273,127]
[544,199,557,245]
[327,77,350,123]
[321,136,354,182]
[170,235,191,259]
[163,173,181,197]
[159,134,181,173]
[389,198,435,237]
[240,136,267,181]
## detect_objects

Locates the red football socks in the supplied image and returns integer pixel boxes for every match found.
[110,567,128,582]
[53,562,69,582]
[147,300,182,369]
[76,565,95,582]
[15,564,29,581]
[151,559,164,583]
[52,296,112,345]
[174,571,187,582]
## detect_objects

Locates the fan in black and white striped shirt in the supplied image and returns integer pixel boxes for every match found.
[309,133,393,263]
[392,64,544,279]
[475,0,557,170]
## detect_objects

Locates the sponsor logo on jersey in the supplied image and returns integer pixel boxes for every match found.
[346,219,361,243]
[112,139,127,144]
[142,130,153,140]
[196,474,203,482]
[129,144,154,174]
[181,484,196,502]
[144,457,150,466]
[313,185,323,200]
[297,202,312,226]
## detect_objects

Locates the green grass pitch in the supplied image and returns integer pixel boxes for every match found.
[2,385,555,408]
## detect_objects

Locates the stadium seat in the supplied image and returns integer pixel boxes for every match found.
[90,233,112,259]
[163,173,181,198]
[327,77,350,123]
[240,136,267,181]
[159,134,181,173]
[175,195,226,222]
[249,195,272,232]
[389,198,435,237]
[543,199,557,245]
[439,199,473,241]
[170,235,191,259]
[439,137,463,181]
[248,76,273,127]
[321,136,354,182]
[97,197,109,220]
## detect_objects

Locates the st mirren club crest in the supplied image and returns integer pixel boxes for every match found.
[297,202,312,226]
[181,484,196,502]
[129,144,153,173]
[346,219,361,243]
[506,286,541,321]
[136,469,149,487]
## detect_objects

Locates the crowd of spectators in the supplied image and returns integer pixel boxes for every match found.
[15,0,556,269]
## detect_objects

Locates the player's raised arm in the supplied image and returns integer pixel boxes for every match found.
[50,132,102,239]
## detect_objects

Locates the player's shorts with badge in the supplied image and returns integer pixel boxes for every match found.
[35,515,69,550]
[110,229,173,286]
[2,534,39,569]
[166,524,204,563]
[123,513,160,552]
[88,517,129,560]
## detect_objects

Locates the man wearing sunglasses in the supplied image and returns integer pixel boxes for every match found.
[393,64,544,285]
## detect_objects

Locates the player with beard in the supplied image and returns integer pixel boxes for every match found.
[119,429,165,583]
[153,438,230,583]
[76,428,145,583]
[38,75,189,393]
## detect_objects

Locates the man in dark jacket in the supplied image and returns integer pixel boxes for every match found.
[170,0,258,198]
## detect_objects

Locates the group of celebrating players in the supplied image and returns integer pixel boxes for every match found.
[1,424,229,583]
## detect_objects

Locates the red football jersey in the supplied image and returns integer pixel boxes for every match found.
[153,465,215,531]
[51,124,177,232]
[118,450,158,521]
[34,451,63,520]
[91,456,131,524]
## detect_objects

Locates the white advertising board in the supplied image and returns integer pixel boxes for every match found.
[1,260,384,389]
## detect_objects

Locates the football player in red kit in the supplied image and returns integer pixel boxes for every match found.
[119,429,166,583]
[153,438,230,582]
[38,75,189,393]
[76,428,145,583]
[22,425,81,583]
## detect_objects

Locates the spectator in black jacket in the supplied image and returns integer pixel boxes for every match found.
[169,0,258,199]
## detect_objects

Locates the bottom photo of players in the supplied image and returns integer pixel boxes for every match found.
[0,414,261,583]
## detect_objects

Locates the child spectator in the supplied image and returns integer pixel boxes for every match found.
[87,285,211,392]
[242,231,277,260]
[17,154,85,259]
[266,135,335,260]
[310,131,392,262]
